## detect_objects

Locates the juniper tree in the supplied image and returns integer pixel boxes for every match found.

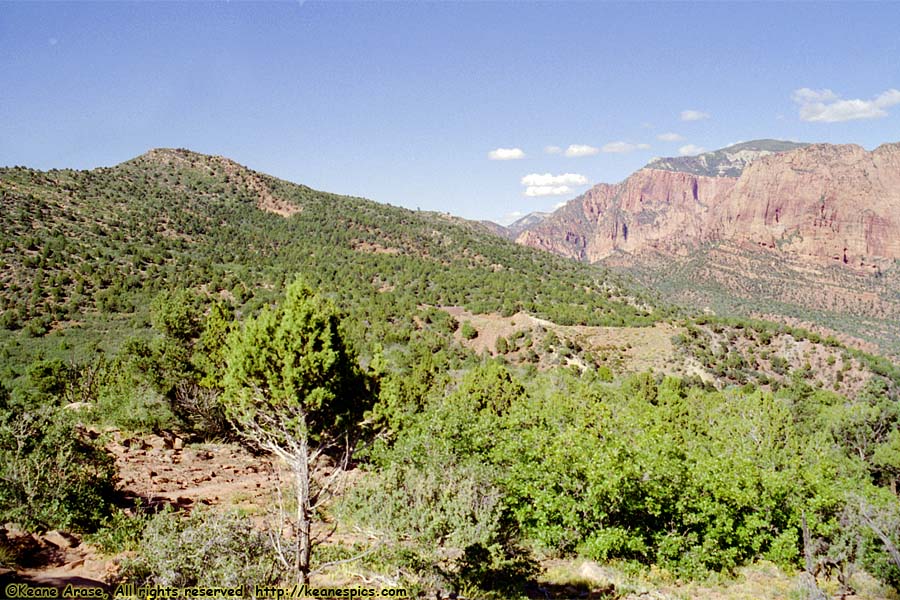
[221,279,365,583]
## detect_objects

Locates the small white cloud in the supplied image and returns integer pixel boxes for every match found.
[791,87,900,122]
[521,173,588,186]
[681,110,710,122]
[601,141,652,153]
[488,147,526,160]
[678,144,706,156]
[792,88,838,104]
[521,172,589,197]
[525,185,572,197]
[553,201,568,209]
[564,144,600,157]
[657,132,684,142]
[544,145,562,154]
[48,38,58,46]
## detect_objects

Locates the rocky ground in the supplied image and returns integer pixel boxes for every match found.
[1,431,277,591]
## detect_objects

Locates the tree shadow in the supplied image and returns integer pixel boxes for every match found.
[524,579,616,599]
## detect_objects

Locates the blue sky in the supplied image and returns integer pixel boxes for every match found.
[2,2,899,224]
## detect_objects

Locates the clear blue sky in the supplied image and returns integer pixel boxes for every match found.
[2,2,899,224]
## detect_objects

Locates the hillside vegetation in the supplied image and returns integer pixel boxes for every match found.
[0,148,658,367]
[1,149,899,598]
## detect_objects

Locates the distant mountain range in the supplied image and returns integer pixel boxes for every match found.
[2,141,897,357]
[645,139,809,177]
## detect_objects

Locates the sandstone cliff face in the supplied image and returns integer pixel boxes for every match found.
[712,143,900,263]
[516,143,900,265]
[516,169,737,262]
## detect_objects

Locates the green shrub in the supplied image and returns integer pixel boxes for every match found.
[595,365,614,382]
[86,505,152,554]
[94,378,177,433]
[0,404,116,532]
[119,508,281,589]
[343,436,506,551]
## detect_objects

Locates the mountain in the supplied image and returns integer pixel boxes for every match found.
[0,147,660,368]
[514,141,900,355]
[507,211,550,236]
[646,139,810,177]
[516,140,900,264]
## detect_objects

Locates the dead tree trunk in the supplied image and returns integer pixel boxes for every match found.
[801,511,828,600]
[295,437,312,585]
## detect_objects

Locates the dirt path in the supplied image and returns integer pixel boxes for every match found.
[109,433,278,510]
[443,307,698,375]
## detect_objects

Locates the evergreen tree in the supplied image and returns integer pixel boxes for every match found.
[220,279,366,583]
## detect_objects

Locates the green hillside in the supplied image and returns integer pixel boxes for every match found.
[0,148,659,368]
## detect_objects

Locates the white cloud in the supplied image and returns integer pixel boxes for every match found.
[678,144,706,156]
[520,173,588,186]
[488,147,526,160]
[544,145,562,154]
[601,141,652,153]
[657,132,684,142]
[792,88,838,104]
[564,144,600,157]
[525,185,573,197]
[521,172,589,197]
[791,87,900,122]
[48,38,58,46]
[553,201,568,209]
[681,110,710,121]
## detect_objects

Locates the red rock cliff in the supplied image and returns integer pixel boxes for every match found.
[516,143,900,265]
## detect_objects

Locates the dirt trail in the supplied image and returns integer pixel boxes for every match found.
[444,307,695,375]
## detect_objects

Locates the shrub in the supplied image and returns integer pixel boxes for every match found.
[94,377,177,433]
[86,505,151,554]
[119,508,281,589]
[0,404,116,532]
[460,321,478,340]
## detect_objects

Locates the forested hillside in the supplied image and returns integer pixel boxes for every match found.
[0,148,658,367]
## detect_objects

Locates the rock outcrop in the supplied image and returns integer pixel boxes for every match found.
[516,141,900,266]
[712,143,900,264]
